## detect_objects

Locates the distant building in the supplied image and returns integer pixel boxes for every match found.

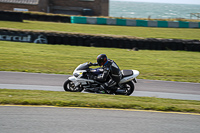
[0,0,109,16]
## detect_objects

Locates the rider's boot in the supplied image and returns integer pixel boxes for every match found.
[99,85,111,94]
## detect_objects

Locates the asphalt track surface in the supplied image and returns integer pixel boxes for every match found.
[1,72,200,133]
[0,71,200,100]
[0,106,200,133]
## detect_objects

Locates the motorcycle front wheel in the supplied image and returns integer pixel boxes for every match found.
[63,79,84,92]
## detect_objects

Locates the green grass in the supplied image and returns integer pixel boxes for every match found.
[0,20,200,40]
[0,41,200,83]
[0,89,200,113]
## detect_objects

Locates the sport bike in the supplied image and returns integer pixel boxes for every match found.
[63,62,139,96]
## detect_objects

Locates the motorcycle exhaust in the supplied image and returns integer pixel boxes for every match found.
[115,89,126,94]
[85,87,100,93]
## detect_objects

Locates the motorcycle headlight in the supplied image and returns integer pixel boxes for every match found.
[74,73,79,77]
[73,72,82,77]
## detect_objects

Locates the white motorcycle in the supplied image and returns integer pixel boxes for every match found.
[63,62,139,96]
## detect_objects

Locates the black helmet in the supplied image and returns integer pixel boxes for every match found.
[97,54,107,66]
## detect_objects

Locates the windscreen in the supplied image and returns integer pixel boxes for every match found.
[76,63,90,70]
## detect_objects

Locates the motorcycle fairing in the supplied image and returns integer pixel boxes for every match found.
[119,70,139,84]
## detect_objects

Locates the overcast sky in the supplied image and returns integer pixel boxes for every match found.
[112,0,200,5]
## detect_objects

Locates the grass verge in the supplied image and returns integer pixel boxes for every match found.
[0,89,200,113]
[0,41,200,83]
[0,20,200,40]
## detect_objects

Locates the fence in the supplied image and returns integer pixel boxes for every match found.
[0,11,200,51]
[71,16,200,28]
[0,29,200,52]
[23,13,71,23]
[1,11,199,28]
[0,11,23,22]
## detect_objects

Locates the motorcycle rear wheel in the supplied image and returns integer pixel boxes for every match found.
[122,81,135,96]
[63,79,83,92]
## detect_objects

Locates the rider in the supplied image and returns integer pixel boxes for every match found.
[89,54,122,92]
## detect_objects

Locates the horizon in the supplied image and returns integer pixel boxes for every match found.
[111,0,200,5]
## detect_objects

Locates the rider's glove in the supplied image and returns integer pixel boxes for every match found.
[88,62,93,66]
[88,62,98,66]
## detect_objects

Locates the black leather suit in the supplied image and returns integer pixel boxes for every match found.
[92,59,122,90]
